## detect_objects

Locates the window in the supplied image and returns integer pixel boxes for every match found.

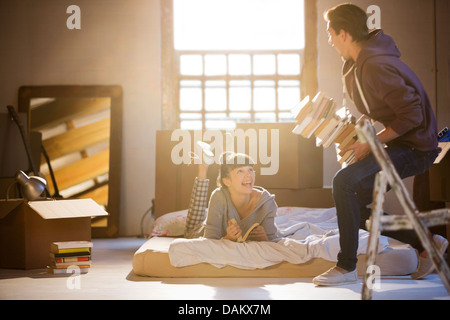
[162,0,309,130]
[174,0,304,51]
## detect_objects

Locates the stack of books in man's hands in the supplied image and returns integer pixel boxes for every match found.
[47,241,92,274]
[291,92,357,166]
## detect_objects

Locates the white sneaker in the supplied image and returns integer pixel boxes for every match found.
[411,234,448,280]
[313,267,358,286]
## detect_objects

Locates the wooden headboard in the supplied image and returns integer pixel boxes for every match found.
[154,122,334,219]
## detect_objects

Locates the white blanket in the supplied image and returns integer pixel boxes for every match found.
[168,207,389,270]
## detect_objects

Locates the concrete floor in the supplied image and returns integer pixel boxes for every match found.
[0,237,449,301]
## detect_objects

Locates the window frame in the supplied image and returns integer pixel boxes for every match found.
[161,0,317,130]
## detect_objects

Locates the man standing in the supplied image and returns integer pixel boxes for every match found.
[313,3,447,286]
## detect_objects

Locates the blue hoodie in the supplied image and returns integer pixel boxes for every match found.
[343,29,438,152]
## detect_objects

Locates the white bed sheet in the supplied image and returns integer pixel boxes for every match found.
[168,207,389,270]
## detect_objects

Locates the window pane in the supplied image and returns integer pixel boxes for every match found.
[180,80,202,87]
[205,55,226,75]
[229,80,251,87]
[254,80,275,87]
[180,120,203,130]
[278,80,300,87]
[205,113,227,119]
[254,87,275,111]
[278,112,295,122]
[205,120,236,130]
[180,113,202,120]
[253,55,275,75]
[229,87,251,111]
[205,88,226,111]
[255,112,276,122]
[205,80,226,87]
[277,54,300,75]
[278,87,300,111]
[229,54,251,75]
[180,88,202,111]
[180,55,203,75]
[205,112,228,120]
[174,0,305,50]
[229,112,251,120]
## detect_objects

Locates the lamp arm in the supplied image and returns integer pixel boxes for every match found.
[6,105,40,176]
[41,145,61,198]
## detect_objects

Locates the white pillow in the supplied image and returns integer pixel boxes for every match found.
[276,207,299,216]
[151,209,188,237]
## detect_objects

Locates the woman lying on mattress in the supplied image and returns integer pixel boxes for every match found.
[184,145,279,242]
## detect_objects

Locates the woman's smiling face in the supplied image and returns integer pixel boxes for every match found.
[223,165,255,194]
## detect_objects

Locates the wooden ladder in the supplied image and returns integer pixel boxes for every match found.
[356,119,450,300]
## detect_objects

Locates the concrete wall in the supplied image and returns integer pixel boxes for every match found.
[0,0,161,235]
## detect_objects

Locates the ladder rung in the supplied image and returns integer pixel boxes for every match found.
[379,209,450,231]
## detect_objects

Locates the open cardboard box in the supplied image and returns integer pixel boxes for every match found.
[0,198,108,269]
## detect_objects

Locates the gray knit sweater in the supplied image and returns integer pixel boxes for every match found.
[204,186,280,241]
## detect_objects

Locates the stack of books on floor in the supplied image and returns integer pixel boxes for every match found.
[291,92,357,166]
[47,241,93,274]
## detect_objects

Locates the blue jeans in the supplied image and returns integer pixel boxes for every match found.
[333,144,439,271]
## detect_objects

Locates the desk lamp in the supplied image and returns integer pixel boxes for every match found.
[15,170,47,201]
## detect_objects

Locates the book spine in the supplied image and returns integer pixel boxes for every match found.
[54,256,90,263]
[52,261,91,267]
[51,248,92,254]
[290,91,360,166]
[47,266,90,274]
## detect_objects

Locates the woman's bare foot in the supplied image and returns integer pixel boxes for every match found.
[198,162,209,179]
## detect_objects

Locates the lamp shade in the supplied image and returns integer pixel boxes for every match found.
[16,170,47,200]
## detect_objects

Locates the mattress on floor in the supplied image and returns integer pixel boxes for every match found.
[132,236,418,278]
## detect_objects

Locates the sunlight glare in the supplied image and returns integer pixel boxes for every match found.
[174,0,304,50]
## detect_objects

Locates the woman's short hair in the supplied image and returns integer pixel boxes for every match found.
[324,3,369,43]
[217,152,255,188]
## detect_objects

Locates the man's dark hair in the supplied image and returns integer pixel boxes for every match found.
[324,3,369,43]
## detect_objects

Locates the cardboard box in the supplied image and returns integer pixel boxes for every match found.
[154,123,324,218]
[429,142,450,202]
[0,198,108,269]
